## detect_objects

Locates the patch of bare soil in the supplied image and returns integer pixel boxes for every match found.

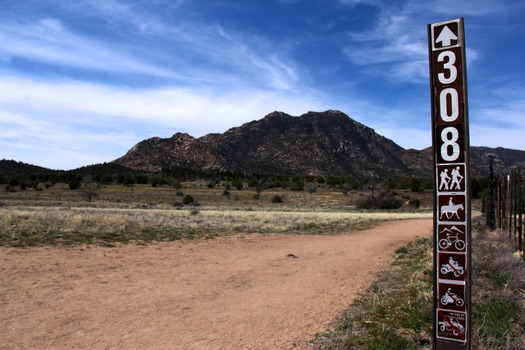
[0,219,431,349]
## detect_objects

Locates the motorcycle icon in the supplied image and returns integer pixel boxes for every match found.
[439,232,466,250]
[441,288,464,307]
[439,316,465,336]
[440,257,464,277]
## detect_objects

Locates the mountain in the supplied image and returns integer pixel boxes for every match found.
[0,159,58,178]
[113,110,525,178]
[114,110,408,177]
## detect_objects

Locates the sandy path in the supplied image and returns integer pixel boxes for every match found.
[0,219,431,350]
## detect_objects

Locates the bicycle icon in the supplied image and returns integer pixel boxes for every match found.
[439,233,466,250]
[438,225,466,251]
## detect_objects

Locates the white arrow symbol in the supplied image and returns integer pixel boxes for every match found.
[435,25,458,47]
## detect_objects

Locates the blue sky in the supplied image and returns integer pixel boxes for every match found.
[1,0,524,170]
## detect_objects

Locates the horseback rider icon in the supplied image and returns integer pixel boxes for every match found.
[440,197,464,220]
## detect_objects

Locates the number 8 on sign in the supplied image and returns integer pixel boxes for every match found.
[441,127,460,162]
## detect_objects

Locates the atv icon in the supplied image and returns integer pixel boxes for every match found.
[440,256,464,277]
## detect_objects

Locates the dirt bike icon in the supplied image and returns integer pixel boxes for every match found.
[441,288,464,307]
[440,257,464,277]
[439,232,466,250]
[439,316,465,336]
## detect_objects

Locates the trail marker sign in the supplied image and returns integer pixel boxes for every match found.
[428,18,471,350]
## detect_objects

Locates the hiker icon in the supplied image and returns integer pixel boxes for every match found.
[439,169,451,190]
[438,165,465,192]
[450,166,464,190]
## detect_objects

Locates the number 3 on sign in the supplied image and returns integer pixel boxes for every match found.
[437,51,457,84]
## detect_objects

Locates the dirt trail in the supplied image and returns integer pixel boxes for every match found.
[0,219,432,350]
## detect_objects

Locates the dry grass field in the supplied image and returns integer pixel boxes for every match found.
[0,182,434,246]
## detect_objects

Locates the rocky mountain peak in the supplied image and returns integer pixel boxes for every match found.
[113,110,525,177]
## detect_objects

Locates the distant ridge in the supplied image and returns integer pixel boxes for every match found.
[112,110,525,178]
[0,159,57,177]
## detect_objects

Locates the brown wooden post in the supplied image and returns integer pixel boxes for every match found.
[429,18,471,349]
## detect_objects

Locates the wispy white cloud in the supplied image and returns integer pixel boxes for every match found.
[0,76,324,128]
[214,25,302,90]
[0,109,136,169]
[471,84,525,136]
[341,0,502,83]
[0,1,304,91]
[342,12,429,83]
[452,78,525,150]
[0,18,180,79]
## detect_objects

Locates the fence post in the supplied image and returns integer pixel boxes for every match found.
[516,168,523,252]
[486,155,496,229]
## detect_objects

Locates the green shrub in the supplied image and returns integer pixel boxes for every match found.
[378,197,402,209]
[69,179,82,190]
[248,179,259,188]
[182,194,195,205]
[408,198,421,208]
[232,179,243,190]
[355,196,375,209]
[289,180,304,191]
[271,195,284,203]
[8,178,20,187]
[356,195,402,210]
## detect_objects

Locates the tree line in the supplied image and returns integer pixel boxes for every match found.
[3,161,494,199]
